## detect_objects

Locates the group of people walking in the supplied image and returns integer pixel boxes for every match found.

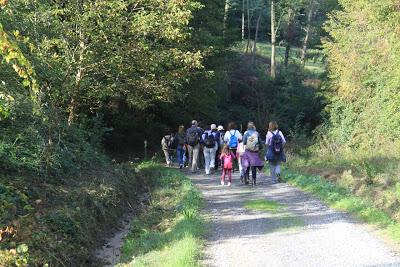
[161,120,286,186]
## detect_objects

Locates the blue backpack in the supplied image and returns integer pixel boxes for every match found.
[228,130,238,149]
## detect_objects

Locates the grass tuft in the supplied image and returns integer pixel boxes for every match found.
[243,199,283,213]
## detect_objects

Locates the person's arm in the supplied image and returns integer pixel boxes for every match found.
[242,132,248,145]
[237,131,243,141]
[185,131,189,144]
[224,131,229,143]
[257,133,263,150]
[265,132,271,148]
[201,132,206,142]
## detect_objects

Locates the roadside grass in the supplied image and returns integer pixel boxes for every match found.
[283,171,400,242]
[243,199,305,232]
[118,169,204,267]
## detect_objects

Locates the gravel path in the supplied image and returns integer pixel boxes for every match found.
[190,170,400,267]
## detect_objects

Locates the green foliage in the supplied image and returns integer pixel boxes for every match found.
[119,169,204,267]
[0,162,165,266]
[323,0,400,152]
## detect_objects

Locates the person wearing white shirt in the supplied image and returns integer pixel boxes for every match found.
[223,122,242,171]
[265,121,287,183]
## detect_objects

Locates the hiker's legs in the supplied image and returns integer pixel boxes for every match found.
[251,166,257,184]
[228,169,232,183]
[188,145,194,170]
[198,146,204,169]
[245,167,250,184]
[214,146,220,170]
[177,145,184,166]
[163,149,170,165]
[269,161,277,182]
[191,144,200,172]
[221,169,226,184]
[238,156,243,176]
[231,148,238,171]
[204,147,212,175]
[276,163,281,175]
[209,146,217,169]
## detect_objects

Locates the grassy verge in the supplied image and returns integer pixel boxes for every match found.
[118,169,204,267]
[0,161,163,266]
[283,169,400,242]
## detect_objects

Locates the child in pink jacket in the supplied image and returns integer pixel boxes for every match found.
[220,145,236,186]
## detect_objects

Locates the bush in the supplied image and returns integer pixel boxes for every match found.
[0,161,164,266]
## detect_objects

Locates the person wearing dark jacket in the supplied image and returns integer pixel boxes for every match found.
[185,120,203,173]
[175,125,186,169]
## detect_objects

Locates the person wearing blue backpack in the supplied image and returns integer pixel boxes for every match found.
[223,122,242,172]
[265,121,286,183]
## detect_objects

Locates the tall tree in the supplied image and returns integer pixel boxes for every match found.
[270,0,277,78]
[245,0,252,53]
[223,0,231,38]
[284,7,295,68]
[242,0,245,41]
[252,0,265,62]
[301,0,315,64]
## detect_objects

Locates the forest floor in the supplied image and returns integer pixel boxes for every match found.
[190,170,400,267]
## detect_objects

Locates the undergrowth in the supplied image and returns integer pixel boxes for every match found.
[118,169,204,267]
[0,161,162,266]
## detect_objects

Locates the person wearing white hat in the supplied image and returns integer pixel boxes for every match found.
[201,124,219,175]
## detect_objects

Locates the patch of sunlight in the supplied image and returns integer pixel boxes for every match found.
[243,199,284,213]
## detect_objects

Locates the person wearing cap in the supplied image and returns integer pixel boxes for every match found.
[185,120,204,173]
[215,125,225,170]
[201,124,219,175]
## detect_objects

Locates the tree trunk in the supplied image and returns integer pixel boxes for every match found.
[242,0,245,42]
[245,0,251,53]
[301,0,315,65]
[223,0,230,38]
[270,0,276,78]
[68,30,85,126]
[284,8,294,68]
[252,1,265,62]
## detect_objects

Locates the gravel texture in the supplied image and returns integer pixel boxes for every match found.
[190,170,400,267]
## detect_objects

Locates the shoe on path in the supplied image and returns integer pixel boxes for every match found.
[227,182,231,187]
[220,181,224,186]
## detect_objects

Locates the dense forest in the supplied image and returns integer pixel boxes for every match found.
[2,0,400,266]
